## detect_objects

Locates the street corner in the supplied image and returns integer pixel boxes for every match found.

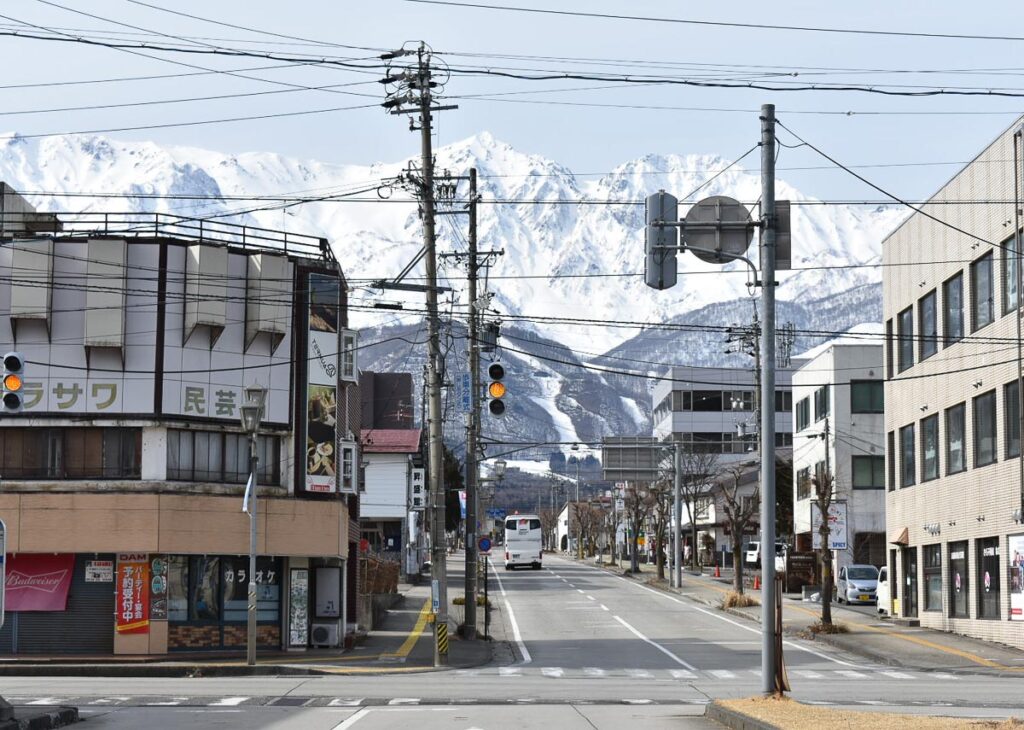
[0,705,79,730]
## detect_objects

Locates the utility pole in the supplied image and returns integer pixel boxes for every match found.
[380,42,459,667]
[673,442,682,588]
[759,102,780,695]
[464,168,480,640]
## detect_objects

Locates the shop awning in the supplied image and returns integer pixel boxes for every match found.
[5,553,74,611]
[890,527,909,546]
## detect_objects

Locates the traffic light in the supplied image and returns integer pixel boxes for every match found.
[2,351,24,412]
[644,190,678,290]
[487,362,506,417]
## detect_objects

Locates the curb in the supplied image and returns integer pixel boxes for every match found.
[704,701,781,730]
[0,706,78,730]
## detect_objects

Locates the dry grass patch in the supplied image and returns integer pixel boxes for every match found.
[719,696,1024,729]
[721,591,760,609]
[806,620,850,634]
[452,596,491,607]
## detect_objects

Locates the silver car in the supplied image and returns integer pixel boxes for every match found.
[836,564,879,604]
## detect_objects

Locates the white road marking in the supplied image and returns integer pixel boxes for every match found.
[328,698,365,706]
[210,697,249,706]
[860,700,887,705]
[499,667,522,677]
[541,667,564,678]
[670,669,697,679]
[612,615,698,671]
[933,673,958,680]
[89,698,131,705]
[835,670,869,680]
[587,595,596,601]
[26,698,60,705]
[146,699,187,706]
[490,560,531,664]
[790,669,824,679]
[388,698,421,705]
[622,699,653,705]
[331,708,371,729]
[583,667,606,677]
[600,604,610,611]
[708,670,737,679]
[576,588,584,594]
[625,669,654,679]
[880,670,915,680]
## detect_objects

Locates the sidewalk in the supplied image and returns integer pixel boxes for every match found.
[0,557,494,677]
[580,554,1024,676]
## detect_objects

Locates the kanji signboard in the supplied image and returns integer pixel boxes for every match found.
[116,554,150,634]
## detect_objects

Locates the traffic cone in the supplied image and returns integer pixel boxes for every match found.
[753,574,761,591]
[714,565,721,578]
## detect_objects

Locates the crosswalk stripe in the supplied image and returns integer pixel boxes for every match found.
[583,667,606,677]
[327,699,364,707]
[708,670,736,679]
[26,698,60,706]
[670,669,697,680]
[625,669,654,679]
[89,698,131,705]
[836,670,868,680]
[499,667,522,677]
[622,699,653,704]
[388,698,420,705]
[791,670,824,679]
[541,667,564,678]
[880,670,914,680]
[146,699,186,706]
[210,697,249,706]
[933,673,958,680]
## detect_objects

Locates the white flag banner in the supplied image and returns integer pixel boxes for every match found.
[242,473,254,514]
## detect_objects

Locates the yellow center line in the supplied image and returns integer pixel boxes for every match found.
[382,598,432,659]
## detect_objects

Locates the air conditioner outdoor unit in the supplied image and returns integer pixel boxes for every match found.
[310,622,340,647]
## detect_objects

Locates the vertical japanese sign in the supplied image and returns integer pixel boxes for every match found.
[305,274,340,493]
[289,569,309,646]
[116,553,150,634]
[1010,534,1024,621]
[149,555,168,620]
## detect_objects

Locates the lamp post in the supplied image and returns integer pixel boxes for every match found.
[571,447,583,559]
[240,384,267,667]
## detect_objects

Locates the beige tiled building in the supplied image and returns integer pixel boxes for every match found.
[883,117,1024,647]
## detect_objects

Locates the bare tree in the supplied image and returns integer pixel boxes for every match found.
[649,476,673,581]
[623,482,656,573]
[539,508,558,552]
[679,450,720,569]
[812,471,836,626]
[576,503,604,557]
[718,463,760,595]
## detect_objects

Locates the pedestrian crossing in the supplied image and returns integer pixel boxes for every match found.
[450,666,951,682]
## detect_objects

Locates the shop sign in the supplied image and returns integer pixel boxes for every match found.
[84,560,114,583]
[116,553,150,634]
[811,501,848,550]
[150,556,168,620]
[1010,534,1024,621]
[289,569,309,646]
[305,274,340,494]
[5,553,74,611]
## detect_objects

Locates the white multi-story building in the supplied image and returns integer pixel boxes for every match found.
[883,116,1024,648]
[792,339,886,578]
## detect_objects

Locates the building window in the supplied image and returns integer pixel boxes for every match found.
[973,390,997,467]
[850,380,883,414]
[340,440,357,493]
[774,390,792,413]
[691,391,724,412]
[341,329,359,382]
[885,318,894,379]
[943,272,964,346]
[775,432,792,447]
[796,397,810,431]
[897,306,914,372]
[851,455,884,489]
[725,391,754,411]
[796,467,811,500]
[945,403,966,475]
[813,460,826,493]
[167,429,281,485]
[0,427,141,480]
[1003,233,1019,316]
[887,431,895,491]
[1006,379,1021,459]
[920,414,939,482]
[169,555,282,628]
[948,541,969,618]
[971,252,994,331]
[918,290,938,361]
[813,385,830,422]
[899,424,915,487]
[924,544,942,612]
[977,537,1000,620]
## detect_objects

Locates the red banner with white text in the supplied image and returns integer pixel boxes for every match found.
[116,553,150,634]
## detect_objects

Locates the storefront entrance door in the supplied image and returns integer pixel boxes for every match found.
[903,547,919,617]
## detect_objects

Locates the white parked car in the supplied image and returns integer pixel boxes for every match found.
[836,564,879,604]
[875,566,891,616]
[744,541,787,572]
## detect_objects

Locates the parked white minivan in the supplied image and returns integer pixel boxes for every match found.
[875,565,891,616]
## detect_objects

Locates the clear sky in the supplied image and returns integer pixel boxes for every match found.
[1,0,1023,203]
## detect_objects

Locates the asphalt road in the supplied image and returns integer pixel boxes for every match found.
[4,554,1024,728]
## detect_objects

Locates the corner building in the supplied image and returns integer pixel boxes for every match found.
[883,117,1024,647]
[0,187,362,655]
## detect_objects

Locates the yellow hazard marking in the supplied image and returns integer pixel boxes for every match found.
[437,621,449,655]
[382,598,432,659]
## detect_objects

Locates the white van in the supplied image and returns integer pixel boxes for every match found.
[504,514,543,570]
[745,541,787,572]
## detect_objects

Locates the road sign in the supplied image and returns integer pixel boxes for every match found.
[460,372,471,413]
[0,518,6,629]
[431,579,440,613]
[478,536,492,555]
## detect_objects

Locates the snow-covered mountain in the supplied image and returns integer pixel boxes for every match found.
[0,131,902,450]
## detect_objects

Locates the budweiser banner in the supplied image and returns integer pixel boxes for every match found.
[5,553,74,611]
[116,553,150,634]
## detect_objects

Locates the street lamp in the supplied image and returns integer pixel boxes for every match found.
[493,459,507,479]
[240,384,267,667]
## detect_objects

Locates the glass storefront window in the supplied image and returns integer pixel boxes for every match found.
[924,544,942,611]
[191,557,221,621]
[949,541,969,618]
[221,557,282,623]
[977,537,1000,620]
[167,556,189,622]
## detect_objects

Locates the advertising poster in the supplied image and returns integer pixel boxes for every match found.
[305,274,340,494]
[149,555,168,620]
[811,501,848,550]
[116,553,150,634]
[5,553,74,611]
[84,560,114,583]
[1010,534,1024,621]
[289,569,310,646]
